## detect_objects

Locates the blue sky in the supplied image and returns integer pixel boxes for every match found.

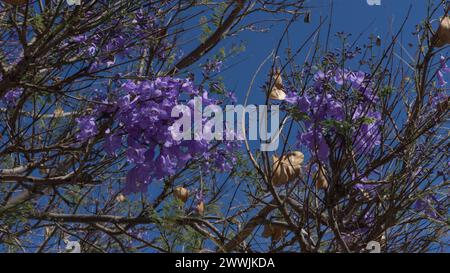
[219,0,435,103]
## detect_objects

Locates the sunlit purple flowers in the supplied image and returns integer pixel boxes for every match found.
[76,77,236,193]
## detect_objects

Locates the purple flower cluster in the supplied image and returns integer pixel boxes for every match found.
[341,210,376,247]
[67,9,167,73]
[437,56,450,87]
[75,116,98,142]
[287,68,381,162]
[413,195,444,220]
[203,59,223,74]
[2,88,23,106]
[76,77,237,193]
[432,56,449,108]
[132,9,157,36]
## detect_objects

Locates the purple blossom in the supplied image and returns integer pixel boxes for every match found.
[195,190,204,203]
[203,59,223,74]
[287,67,381,162]
[413,195,444,220]
[3,88,23,106]
[104,131,122,156]
[76,77,237,193]
[437,56,450,87]
[284,92,299,104]
[75,116,98,142]
[353,182,379,199]
[72,35,88,43]
[299,129,329,162]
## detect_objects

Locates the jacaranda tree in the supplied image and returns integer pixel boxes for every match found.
[0,0,448,253]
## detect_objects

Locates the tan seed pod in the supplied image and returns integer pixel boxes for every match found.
[435,16,450,47]
[174,186,189,203]
[54,107,64,118]
[273,68,283,89]
[269,87,286,100]
[39,166,50,176]
[116,193,126,203]
[262,224,272,238]
[196,201,205,215]
[269,68,286,100]
[44,226,54,238]
[272,151,304,187]
[379,234,386,248]
[436,98,449,113]
[271,227,285,241]
[315,165,329,190]
[262,223,285,242]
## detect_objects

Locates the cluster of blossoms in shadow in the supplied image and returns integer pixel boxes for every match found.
[67,9,169,73]
[285,66,381,162]
[275,47,449,247]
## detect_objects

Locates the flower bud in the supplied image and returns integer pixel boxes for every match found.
[174,186,189,203]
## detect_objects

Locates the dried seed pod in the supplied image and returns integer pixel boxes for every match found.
[39,166,50,176]
[269,87,286,100]
[262,223,285,242]
[379,234,386,248]
[44,227,54,238]
[272,151,304,187]
[273,68,283,89]
[262,224,272,238]
[174,186,189,203]
[434,16,450,47]
[269,68,286,100]
[116,193,126,203]
[436,98,449,113]
[54,107,64,118]
[362,190,371,200]
[2,0,27,5]
[315,165,329,190]
[196,201,205,215]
